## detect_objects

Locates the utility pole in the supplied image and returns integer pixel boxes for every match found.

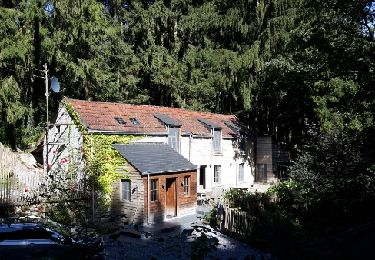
[44,63,49,189]
[44,63,49,126]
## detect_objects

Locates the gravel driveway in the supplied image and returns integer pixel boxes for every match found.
[102,212,272,260]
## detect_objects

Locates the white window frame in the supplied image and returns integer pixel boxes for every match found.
[212,129,222,153]
[256,164,267,182]
[183,176,190,196]
[214,165,221,184]
[151,179,158,201]
[238,163,244,182]
[168,126,180,152]
[121,179,131,201]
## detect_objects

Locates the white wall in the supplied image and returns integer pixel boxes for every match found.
[181,136,254,193]
[48,107,255,195]
[132,134,254,192]
[45,106,85,191]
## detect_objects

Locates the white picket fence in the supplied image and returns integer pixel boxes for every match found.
[0,143,43,205]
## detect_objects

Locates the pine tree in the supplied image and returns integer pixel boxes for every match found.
[123,0,301,112]
[0,0,139,147]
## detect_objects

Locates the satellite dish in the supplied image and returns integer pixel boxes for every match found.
[50,76,60,93]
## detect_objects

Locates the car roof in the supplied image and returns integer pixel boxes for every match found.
[0,223,41,232]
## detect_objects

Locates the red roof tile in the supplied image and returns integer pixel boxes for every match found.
[66,98,239,138]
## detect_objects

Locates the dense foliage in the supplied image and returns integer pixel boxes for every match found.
[1,0,373,149]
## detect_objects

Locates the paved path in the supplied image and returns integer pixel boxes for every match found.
[103,208,272,260]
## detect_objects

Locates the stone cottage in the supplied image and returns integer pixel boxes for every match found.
[45,98,289,221]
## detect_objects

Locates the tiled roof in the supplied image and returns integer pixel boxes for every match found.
[113,143,197,175]
[66,98,240,138]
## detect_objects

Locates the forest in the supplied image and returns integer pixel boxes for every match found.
[1,0,375,256]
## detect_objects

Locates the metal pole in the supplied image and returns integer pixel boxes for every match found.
[44,63,49,125]
[44,63,49,188]
[147,173,150,224]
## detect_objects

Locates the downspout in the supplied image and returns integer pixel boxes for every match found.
[147,173,150,225]
[90,134,95,222]
[188,133,192,161]
[235,161,238,187]
[210,129,213,190]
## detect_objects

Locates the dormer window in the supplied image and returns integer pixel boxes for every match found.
[168,127,180,152]
[114,117,127,125]
[213,128,221,153]
[198,118,222,153]
[130,117,140,125]
[154,113,181,152]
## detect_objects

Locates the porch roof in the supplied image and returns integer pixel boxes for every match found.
[113,143,196,175]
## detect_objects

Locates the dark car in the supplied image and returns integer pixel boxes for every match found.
[0,222,103,259]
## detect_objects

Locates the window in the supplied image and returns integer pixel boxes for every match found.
[129,117,140,125]
[151,179,158,201]
[213,129,221,153]
[184,176,190,195]
[256,164,267,182]
[239,163,244,182]
[121,179,131,201]
[114,117,127,125]
[168,127,180,152]
[214,165,221,184]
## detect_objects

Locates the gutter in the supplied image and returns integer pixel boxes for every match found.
[87,129,236,139]
[87,129,168,136]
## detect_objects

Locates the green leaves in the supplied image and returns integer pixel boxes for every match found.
[84,134,134,207]
[313,78,365,132]
[0,77,28,124]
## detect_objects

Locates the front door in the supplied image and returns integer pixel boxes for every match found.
[166,178,177,217]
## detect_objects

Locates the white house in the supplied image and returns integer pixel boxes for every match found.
[46,98,258,197]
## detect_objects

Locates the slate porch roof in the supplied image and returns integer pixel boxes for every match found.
[113,143,197,175]
[65,98,240,138]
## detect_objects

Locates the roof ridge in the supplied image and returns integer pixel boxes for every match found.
[65,97,235,117]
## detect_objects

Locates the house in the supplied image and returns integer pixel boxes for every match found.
[255,137,290,189]
[111,143,197,223]
[46,98,287,221]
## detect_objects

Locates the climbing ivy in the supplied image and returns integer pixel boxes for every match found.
[63,100,88,135]
[84,134,134,206]
[63,99,136,207]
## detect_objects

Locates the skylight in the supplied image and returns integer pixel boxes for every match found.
[224,121,240,132]
[198,118,221,130]
[154,113,181,127]
[114,117,127,125]
[130,117,140,125]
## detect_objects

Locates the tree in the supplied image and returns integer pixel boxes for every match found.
[0,77,28,148]
[268,0,375,233]
[48,0,140,102]
[0,0,139,147]
[246,0,375,149]
[276,126,375,230]
[120,0,301,112]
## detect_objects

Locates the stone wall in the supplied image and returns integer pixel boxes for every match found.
[111,165,145,224]
[46,106,85,189]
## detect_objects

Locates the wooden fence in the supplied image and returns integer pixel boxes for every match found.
[219,206,257,238]
[0,143,43,205]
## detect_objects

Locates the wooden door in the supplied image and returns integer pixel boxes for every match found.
[166,178,177,217]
